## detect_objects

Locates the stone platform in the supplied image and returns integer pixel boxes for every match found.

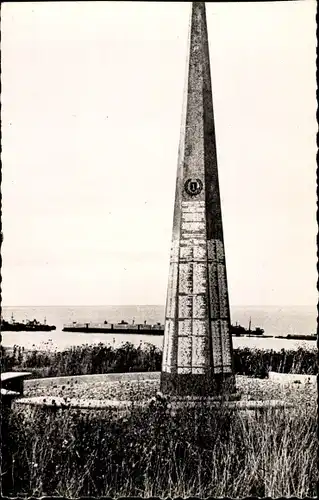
[15,395,294,412]
[13,371,308,414]
[15,370,296,413]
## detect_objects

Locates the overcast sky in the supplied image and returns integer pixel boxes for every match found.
[2,1,317,307]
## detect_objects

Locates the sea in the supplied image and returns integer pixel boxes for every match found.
[1,305,317,353]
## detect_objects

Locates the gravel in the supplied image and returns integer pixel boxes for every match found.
[24,375,316,406]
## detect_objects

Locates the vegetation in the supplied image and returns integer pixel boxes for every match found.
[2,397,316,497]
[2,343,316,497]
[1,343,317,378]
[233,345,317,376]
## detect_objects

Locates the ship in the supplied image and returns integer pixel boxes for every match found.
[1,314,56,332]
[62,318,265,336]
[231,318,265,337]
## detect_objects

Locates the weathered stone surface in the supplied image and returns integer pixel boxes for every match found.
[160,2,235,396]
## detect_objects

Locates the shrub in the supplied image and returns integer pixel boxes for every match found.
[1,344,317,378]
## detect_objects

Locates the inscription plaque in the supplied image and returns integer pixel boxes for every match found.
[177,336,192,368]
[178,319,192,336]
[220,320,232,370]
[216,240,225,261]
[208,262,219,319]
[181,239,206,248]
[166,331,174,372]
[180,246,193,260]
[193,263,207,293]
[170,241,180,262]
[182,212,205,222]
[182,233,205,239]
[166,296,176,320]
[182,222,206,233]
[179,295,193,318]
[211,320,223,373]
[182,207,205,215]
[193,319,208,336]
[192,336,208,368]
[193,294,207,318]
[162,322,170,371]
[179,263,193,294]
[193,245,206,261]
[217,263,228,318]
[207,240,216,260]
[166,263,178,318]
[163,319,175,372]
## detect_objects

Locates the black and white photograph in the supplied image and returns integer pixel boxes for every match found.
[1,1,317,497]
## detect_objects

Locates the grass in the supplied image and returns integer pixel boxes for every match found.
[2,397,317,497]
[1,343,317,497]
[2,342,317,378]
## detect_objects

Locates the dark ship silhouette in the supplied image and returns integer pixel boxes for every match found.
[1,314,56,332]
[231,318,264,337]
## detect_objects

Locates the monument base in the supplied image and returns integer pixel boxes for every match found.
[160,372,236,397]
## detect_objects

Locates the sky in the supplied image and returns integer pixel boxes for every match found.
[2,1,317,307]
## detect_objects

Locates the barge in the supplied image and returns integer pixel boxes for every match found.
[62,319,265,337]
[62,320,164,335]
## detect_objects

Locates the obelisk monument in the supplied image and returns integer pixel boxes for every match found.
[160,2,236,397]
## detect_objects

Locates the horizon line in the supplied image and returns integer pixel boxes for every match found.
[2,304,317,309]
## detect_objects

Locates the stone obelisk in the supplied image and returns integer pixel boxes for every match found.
[160,2,236,397]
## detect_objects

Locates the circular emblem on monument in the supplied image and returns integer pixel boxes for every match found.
[184,178,203,196]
